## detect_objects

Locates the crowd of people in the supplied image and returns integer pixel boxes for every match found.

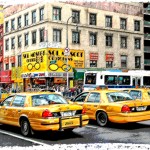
[50,84,83,98]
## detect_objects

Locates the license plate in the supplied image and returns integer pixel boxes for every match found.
[61,111,72,117]
[136,106,147,111]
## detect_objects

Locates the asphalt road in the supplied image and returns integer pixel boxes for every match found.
[1,120,150,147]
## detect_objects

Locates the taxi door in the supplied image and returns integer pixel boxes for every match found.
[83,92,100,119]
[0,96,14,124]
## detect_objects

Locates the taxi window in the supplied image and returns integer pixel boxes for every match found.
[1,96,14,106]
[12,96,26,107]
[32,94,67,106]
[87,93,100,103]
[107,92,133,102]
[129,90,142,99]
[73,92,89,102]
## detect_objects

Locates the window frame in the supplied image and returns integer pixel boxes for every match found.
[24,33,29,46]
[120,18,127,30]
[90,60,97,67]
[11,37,15,49]
[24,13,29,26]
[121,55,127,68]
[72,31,80,44]
[39,28,44,42]
[134,20,140,31]
[134,38,141,49]
[120,36,127,48]
[18,55,22,67]
[72,10,80,23]
[106,35,113,47]
[135,56,141,69]
[53,29,61,42]
[89,32,97,46]
[18,35,22,48]
[11,19,15,30]
[105,15,112,28]
[53,7,61,21]
[39,7,44,21]
[89,13,96,25]
[32,31,37,44]
[5,39,9,51]
[32,10,36,24]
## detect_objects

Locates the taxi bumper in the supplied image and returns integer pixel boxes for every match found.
[30,114,89,131]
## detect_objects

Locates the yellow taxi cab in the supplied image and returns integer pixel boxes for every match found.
[70,89,150,127]
[0,88,10,102]
[123,87,150,100]
[0,92,89,136]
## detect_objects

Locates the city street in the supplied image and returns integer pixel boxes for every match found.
[1,120,150,148]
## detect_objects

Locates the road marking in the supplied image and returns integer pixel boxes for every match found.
[86,125,98,129]
[0,129,49,146]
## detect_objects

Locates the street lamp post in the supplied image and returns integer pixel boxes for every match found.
[66,15,74,91]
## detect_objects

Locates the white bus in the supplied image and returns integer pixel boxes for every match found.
[83,70,150,91]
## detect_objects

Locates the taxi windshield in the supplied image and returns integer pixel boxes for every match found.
[107,92,134,102]
[32,94,68,106]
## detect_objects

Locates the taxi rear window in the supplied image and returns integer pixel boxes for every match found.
[107,92,133,102]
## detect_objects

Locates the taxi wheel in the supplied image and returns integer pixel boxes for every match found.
[96,111,109,127]
[20,119,31,136]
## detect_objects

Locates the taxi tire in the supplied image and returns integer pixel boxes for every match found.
[20,119,31,137]
[96,111,109,127]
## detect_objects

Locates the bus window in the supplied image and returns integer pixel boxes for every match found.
[85,73,96,84]
[104,75,117,85]
[143,77,150,86]
[118,76,130,85]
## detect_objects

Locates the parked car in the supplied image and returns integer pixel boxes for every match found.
[69,89,150,127]
[123,87,150,100]
[0,92,89,136]
[0,88,10,102]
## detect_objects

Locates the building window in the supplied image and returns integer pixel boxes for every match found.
[106,16,112,28]
[11,63,15,67]
[24,13,29,26]
[5,21,9,33]
[5,39,9,51]
[134,20,140,31]
[121,55,127,68]
[39,28,44,42]
[18,55,22,67]
[135,38,141,49]
[89,32,97,45]
[5,64,9,70]
[11,37,15,49]
[32,31,36,44]
[106,35,113,47]
[53,29,61,42]
[0,63,2,71]
[53,7,61,20]
[135,56,141,69]
[106,61,113,68]
[32,10,36,24]
[24,33,29,46]
[17,16,21,28]
[120,36,127,48]
[72,10,80,23]
[11,19,15,30]
[39,7,44,21]
[120,18,126,30]
[89,13,96,25]
[72,31,80,44]
[18,35,22,48]
[90,60,97,67]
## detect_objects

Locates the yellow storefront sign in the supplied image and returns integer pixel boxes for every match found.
[22,48,84,73]
[11,67,23,82]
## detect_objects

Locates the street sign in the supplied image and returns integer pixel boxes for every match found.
[64,47,70,56]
